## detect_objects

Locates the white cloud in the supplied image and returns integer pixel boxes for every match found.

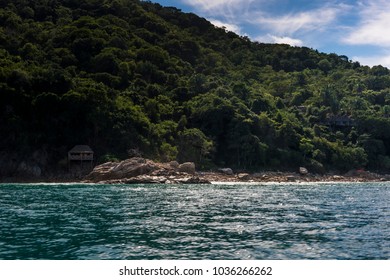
[174,0,390,69]
[181,0,254,12]
[180,0,258,22]
[180,0,346,42]
[252,7,341,36]
[270,35,303,47]
[210,19,242,34]
[256,34,303,46]
[352,54,390,68]
[343,1,390,47]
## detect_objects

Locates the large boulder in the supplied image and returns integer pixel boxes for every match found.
[218,168,234,175]
[85,157,162,182]
[299,167,309,175]
[178,162,196,174]
[169,161,180,169]
[237,173,250,180]
[85,158,200,183]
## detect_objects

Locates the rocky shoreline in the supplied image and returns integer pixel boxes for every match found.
[81,157,390,184]
[82,157,211,184]
[1,157,389,184]
[198,170,390,184]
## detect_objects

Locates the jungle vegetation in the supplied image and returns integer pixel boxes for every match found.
[1,0,390,175]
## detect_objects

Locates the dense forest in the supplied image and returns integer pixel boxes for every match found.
[1,0,390,178]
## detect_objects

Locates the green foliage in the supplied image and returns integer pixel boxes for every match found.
[99,153,120,163]
[178,128,213,168]
[1,0,390,174]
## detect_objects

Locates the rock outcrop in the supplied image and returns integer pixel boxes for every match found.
[84,157,210,184]
[299,167,309,175]
[178,162,196,174]
[218,168,234,175]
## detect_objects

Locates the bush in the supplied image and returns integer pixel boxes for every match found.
[98,153,120,164]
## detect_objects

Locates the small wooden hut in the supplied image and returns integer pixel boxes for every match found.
[68,145,94,170]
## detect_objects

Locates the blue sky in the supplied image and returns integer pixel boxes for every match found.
[150,0,390,68]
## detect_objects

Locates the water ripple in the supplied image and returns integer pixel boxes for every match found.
[0,183,389,259]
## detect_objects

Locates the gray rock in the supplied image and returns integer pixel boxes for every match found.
[123,175,167,184]
[286,175,297,181]
[169,161,179,169]
[299,167,309,175]
[85,157,160,181]
[237,173,250,180]
[122,175,210,184]
[218,168,234,175]
[85,158,205,183]
[178,162,196,174]
[180,176,210,184]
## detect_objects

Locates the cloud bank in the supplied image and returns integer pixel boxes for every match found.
[177,0,390,67]
[344,1,390,47]
[210,19,242,35]
[181,0,254,11]
[180,0,343,48]
[252,7,341,36]
[256,34,303,47]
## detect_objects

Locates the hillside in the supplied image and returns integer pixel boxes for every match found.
[1,0,390,178]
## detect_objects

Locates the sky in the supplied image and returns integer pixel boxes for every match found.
[150,0,390,68]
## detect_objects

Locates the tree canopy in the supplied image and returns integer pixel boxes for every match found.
[1,0,390,176]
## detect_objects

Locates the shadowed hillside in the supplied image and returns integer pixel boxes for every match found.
[1,0,390,178]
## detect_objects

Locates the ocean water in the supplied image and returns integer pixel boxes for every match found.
[0,182,389,260]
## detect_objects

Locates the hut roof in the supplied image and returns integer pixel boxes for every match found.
[69,145,93,153]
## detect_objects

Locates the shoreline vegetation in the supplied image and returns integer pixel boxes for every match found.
[2,1,389,263]
[2,157,389,184]
[1,0,390,179]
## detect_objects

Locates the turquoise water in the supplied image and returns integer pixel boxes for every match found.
[0,182,389,260]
